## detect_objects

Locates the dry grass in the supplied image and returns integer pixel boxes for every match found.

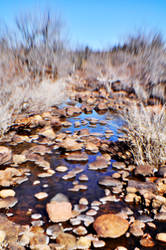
[121,104,166,168]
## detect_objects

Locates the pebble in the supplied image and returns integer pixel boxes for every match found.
[86,209,97,216]
[73,226,87,236]
[93,240,106,248]
[79,197,88,205]
[34,192,48,200]
[0,189,15,198]
[56,165,68,172]
[156,232,166,242]
[31,213,42,219]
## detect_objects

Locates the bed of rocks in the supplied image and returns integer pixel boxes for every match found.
[0,79,166,249]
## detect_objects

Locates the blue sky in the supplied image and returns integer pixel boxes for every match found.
[0,0,166,49]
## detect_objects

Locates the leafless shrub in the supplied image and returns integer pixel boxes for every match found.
[121,104,166,168]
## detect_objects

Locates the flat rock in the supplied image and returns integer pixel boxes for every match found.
[156,232,166,243]
[112,161,126,170]
[34,192,48,200]
[93,214,129,238]
[66,106,82,116]
[0,197,18,209]
[56,233,77,249]
[135,164,154,177]
[39,126,56,140]
[0,189,15,198]
[99,176,122,188]
[127,180,157,192]
[0,146,12,165]
[89,158,108,170]
[66,152,88,162]
[46,201,73,223]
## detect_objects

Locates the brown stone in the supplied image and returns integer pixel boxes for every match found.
[66,106,82,117]
[0,146,12,165]
[46,201,73,223]
[135,164,154,177]
[60,137,83,151]
[93,214,129,238]
[156,232,166,243]
[56,233,77,249]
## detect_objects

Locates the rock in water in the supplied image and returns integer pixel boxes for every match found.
[93,214,129,238]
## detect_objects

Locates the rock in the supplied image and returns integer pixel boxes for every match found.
[39,126,56,140]
[135,164,154,177]
[89,158,108,170]
[0,146,12,164]
[86,209,97,216]
[125,193,141,203]
[13,154,26,165]
[112,161,126,170]
[127,180,157,192]
[93,214,129,238]
[60,137,83,151]
[31,213,42,220]
[46,224,62,238]
[114,247,128,250]
[66,106,82,117]
[73,226,87,236]
[34,192,48,200]
[79,174,88,181]
[0,197,18,209]
[30,232,49,248]
[46,200,73,223]
[158,166,166,177]
[99,176,122,188]
[95,102,108,111]
[85,142,99,153]
[77,236,91,249]
[79,198,88,205]
[74,121,81,127]
[66,152,88,162]
[56,233,77,249]
[130,220,145,237]
[154,212,166,221]
[56,165,68,172]
[140,233,155,247]
[156,232,166,243]
[93,240,106,248]
[0,230,6,243]
[0,189,15,198]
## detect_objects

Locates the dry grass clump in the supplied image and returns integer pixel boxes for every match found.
[121,104,166,168]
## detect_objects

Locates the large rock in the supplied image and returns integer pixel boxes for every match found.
[156,232,166,243]
[93,214,129,238]
[56,233,77,249]
[46,194,73,223]
[88,158,109,170]
[99,176,122,188]
[0,146,12,165]
[135,164,154,177]
[60,137,83,151]
[66,152,88,162]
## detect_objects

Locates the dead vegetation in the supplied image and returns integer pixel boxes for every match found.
[121,104,166,168]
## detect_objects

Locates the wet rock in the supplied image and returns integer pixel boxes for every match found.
[0,197,18,209]
[85,142,99,153]
[28,145,51,156]
[31,213,42,220]
[74,121,81,127]
[156,232,166,243]
[66,106,82,117]
[158,166,166,177]
[93,214,129,238]
[0,230,6,243]
[30,232,49,249]
[13,154,27,165]
[125,193,141,203]
[46,196,73,223]
[140,233,155,247]
[89,158,109,170]
[127,180,157,192]
[86,209,97,216]
[0,189,15,198]
[112,161,126,170]
[73,226,87,236]
[95,102,108,112]
[154,212,166,221]
[130,220,145,237]
[135,164,154,177]
[79,197,88,205]
[77,236,91,249]
[46,224,62,238]
[78,174,88,181]
[39,126,56,140]
[93,239,106,248]
[99,176,122,188]
[0,146,12,165]
[62,120,72,127]
[60,137,83,151]
[66,152,88,162]
[56,233,77,249]
[34,192,48,200]
[56,165,68,172]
